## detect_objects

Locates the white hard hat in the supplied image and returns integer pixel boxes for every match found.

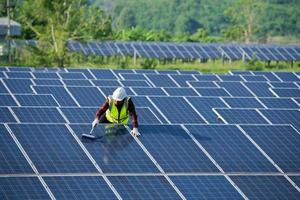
[112,87,127,101]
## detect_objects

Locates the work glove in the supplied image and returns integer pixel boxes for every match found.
[131,127,140,137]
[92,118,99,128]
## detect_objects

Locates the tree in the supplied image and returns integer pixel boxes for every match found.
[16,0,112,67]
[224,0,265,43]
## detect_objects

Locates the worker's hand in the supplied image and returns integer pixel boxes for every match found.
[92,118,99,128]
[131,128,140,137]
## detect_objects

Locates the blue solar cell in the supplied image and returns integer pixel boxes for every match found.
[252,72,281,81]
[242,75,268,82]
[119,73,146,80]
[63,79,92,86]
[12,107,65,123]
[218,75,243,82]
[68,87,105,107]
[170,74,197,87]
[244,82,274,97]
[6,72,33,78]
[109,176,181,200]
[164,87,198,96]
[259,98,299,108]
[34,86,77,106]
[290,176,300,188]
[178,70,200,75]
[187,97,227,124]
[259,109,300,131]
[187,81,218,88]
[146,74,178,87]
[215,108,269,124]
[150,97,206,124]
[92,80,121,87]
[44,176,117,200]
[120,80,150,87]
[59,72,86,79]
[8,67,31,72]
[171,176,243,199]
[186,125,277,172]
[0,125,33,173]
[222,97,264,108]
[9,124,97,173]
[61,107,95,123]
[0,107,16,122]
[270,82,298,88]
[99,87,134,97]
[0,177,50,200]
[241,125,300,172]
[70,124,158,173]
[131,96,167,123]
[112,69,135,75]
[132,87,167,96]
[195,88,231,97]
[217,82,253,97]
[32,72,59,79]
[230,176,300,199]
[0,67,7,71]
[134,69,157,74]
[0,94,17,106]
[194,74,220,81]
[156,70,179,74]
[274,72,299,82]
[67,68,94,79]
[0,72,4,78]
[90,69,117,79]
[272,88,300,97]
[138,125,219,172]
[136,107,162,124]
[15,94,59,106]
[33,79,63,86]
[3,79,34,94]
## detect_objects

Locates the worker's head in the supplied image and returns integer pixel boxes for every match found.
[112,87,127,105]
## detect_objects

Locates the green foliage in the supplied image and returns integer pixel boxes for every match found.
[140,58,157,70]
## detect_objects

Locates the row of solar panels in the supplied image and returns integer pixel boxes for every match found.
[11,40,300,61]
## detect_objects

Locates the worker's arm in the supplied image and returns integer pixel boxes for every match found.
[95,98,109,119]
[128,98,138,128]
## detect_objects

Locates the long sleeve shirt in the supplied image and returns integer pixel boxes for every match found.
[95,98,138,128]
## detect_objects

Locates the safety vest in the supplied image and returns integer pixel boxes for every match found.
[105,96,130,124]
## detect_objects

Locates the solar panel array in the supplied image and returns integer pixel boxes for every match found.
[0,66,300,199]
[12,40,300,61]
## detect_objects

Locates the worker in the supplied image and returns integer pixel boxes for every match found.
[92,87,140,136]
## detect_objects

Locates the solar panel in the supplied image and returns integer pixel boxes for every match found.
[171,175,242,199]
[32,72,59,79]
[241,125,300,172]
[70,124,159,173]
[269,82,298,88]
[44,176,117,200]
[131,87,167,96]
[230,176,300,199]
[259,109,300,131]
[252,72,280,81]
[119,73,146,80]
[194,74,220,81]
[243,82,274,97]
[164,87,199,96]
[135,107,162,124]
[0,124,33,173]
[170,74,197,87]
[67,68,94,79]
[186,125,277,172]
[217,82,253,97]
[5,72,33,79]
[0,177,50,199]
[222,97,264,108]
[156,70,179,75]
[90,69,118,79]
[33,79,63,86]
[3,79,34,94]
[92,80,121,87]
[138,125,219,172]
[178,70,200,75]
[274,72,299,82]
[195,88,231,97]
[7,67,32,72]
[259,98,299,109]
[0,107,16,122]
[59,72,86,79]
[146,74,178,87]
[290,176,300,188]
[15,94,59,107]
[61,107,95,123]
[230,70,253,75]
[12,107,66,123]
[0,81,9,93]
[67,87,105,107]
[218,75,243,82]
[272,88,300,97]
[109,176,181,199]
[34,86,77,106]
[215,108,269,124]
[8,124,97,173]
[63,79,92,86]
[150,97,206,124]
[120,80,151,87]
[187,81,218,88]
[0,94,17,106]
[242,75,268,82]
